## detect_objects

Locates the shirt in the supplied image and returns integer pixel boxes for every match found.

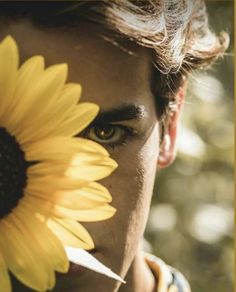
[144,253,191,292]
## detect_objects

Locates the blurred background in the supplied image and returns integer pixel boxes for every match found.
[144,1,234,292]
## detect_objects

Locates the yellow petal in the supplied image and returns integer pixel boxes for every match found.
[27,154,117,182]
[52,183,112,208]
[78,182,112,202]
[27,161,69,177]
[47,219,94,250]
[16,83,81,145]
[54,219,94,248]
[15,56,45,97]
[58,83,82,103]
[54,204,116,222]
[0,250,11,292]
[9,211,55,290]
[5,56,45,134]
[27,175,87,193]
[13,64,68,141]
[0,218,49,291]
[66,154,118,181]
[26,186,111,210]
[20,195,116,223]
[24,136,109,161]
[27,160,117,183]
[26,179,111,204]
[0,36,18,120]
[15,205,69,274]
[49,103,99,137]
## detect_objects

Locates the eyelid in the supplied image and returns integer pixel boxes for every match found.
[97,123,138,139]
[81,123,138,151]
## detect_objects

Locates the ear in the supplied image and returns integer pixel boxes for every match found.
[157,80,187,168]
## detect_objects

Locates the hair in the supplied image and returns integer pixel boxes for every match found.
[0,1,229,125]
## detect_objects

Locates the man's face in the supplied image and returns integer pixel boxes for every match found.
[1,20,173,292]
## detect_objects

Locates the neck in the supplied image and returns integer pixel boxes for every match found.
[118,251,157,292]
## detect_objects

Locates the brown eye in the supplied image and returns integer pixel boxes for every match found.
[86,125,125,144]
[81,124,137,150]
[94,125,116,141]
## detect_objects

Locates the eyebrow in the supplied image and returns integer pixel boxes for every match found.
[90,104,147,125]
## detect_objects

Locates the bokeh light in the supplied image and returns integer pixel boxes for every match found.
[145,2,234,292]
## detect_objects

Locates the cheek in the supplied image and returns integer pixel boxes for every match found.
[114,122,160,206]
[120,123,160,233]
[102,123,160,266]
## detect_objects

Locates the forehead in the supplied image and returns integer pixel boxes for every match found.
[1,20,156,111]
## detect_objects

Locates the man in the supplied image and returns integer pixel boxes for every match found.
[0,1,228,291]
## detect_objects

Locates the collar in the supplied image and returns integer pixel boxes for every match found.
[144,253,191,292]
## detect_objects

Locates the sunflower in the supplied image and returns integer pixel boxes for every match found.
[0,36,118,292]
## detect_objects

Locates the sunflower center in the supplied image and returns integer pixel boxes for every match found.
[0,127,28,218]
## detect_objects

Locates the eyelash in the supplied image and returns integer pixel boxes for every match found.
[81,124,137,151]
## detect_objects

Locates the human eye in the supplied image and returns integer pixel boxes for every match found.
[81,123,137,151]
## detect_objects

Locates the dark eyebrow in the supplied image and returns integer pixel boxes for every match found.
[90,104,147,125]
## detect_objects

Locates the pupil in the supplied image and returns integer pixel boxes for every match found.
[95,125,115,140]
[0,127,28,218]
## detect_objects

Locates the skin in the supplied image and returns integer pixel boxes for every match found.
[1,19,185,292]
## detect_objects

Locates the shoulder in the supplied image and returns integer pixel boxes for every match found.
[144,253,191,292]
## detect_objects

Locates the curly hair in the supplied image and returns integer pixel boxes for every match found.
[0,1,229,121]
